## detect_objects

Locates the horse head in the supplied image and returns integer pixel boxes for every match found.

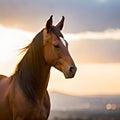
[43,15,77,78]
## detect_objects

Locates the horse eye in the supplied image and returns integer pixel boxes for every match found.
[54,44,60,48]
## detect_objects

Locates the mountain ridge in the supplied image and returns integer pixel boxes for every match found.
[49,91,120,110]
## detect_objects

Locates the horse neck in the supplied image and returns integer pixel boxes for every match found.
[14,31,51,102]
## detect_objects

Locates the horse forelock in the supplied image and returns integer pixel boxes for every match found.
[50,26,63,38]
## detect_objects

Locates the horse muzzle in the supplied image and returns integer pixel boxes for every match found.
[64,64,77,78]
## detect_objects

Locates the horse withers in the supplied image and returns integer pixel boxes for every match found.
[0,16,77,120]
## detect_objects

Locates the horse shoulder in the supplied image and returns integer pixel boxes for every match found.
[26,91,50,119]
[10,80,50,120]
[28,91,50,120]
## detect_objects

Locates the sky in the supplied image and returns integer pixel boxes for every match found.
[0,0,120,33]
[0,0,120,96]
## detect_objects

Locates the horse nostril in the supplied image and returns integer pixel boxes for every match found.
[64,65,77,78]
[69,67,74,73]
[69,65,76,74]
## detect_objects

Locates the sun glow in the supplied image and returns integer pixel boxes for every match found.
[0,25,34,61]
[0,25,34,75]
[65,29,120,41]
[0,25,120,96]
[49,63,120,96]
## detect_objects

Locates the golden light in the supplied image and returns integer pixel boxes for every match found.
[106,103,117,110]
[0,25,120,96]
[64,29,120,41]
[0,25,34,61]
[0,25,34,75]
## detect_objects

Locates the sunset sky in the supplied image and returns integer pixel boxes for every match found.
[0,0,120,96]
[0,0,120,33]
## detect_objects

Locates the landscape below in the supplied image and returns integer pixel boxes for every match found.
[49,92,120,120]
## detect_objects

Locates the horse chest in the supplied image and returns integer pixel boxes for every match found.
[24,102,49,120]
[25,93,50,120]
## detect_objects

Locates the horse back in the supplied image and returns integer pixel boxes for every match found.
[0,75,13,120]
[0,74,7,80]
[0,74,9,93]
[0,74,9,101]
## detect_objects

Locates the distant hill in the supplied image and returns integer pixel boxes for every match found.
[49,92,120,111]
[69,40,120,63]
[49,92,120,120]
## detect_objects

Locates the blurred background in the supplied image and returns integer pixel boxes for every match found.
[0,0,120,119]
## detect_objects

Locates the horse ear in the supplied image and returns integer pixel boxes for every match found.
[56,16,65,30]
[46,15,53,32]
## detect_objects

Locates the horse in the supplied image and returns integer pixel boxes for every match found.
[0,15,77,120]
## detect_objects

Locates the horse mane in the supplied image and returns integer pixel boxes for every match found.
[12,29,47,101]
[11,26,63,102]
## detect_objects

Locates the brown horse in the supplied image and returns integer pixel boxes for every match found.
[0,16,77,120]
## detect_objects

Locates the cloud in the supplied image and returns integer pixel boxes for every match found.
[65,29,120,41]
[0,25,119,66]
[64,28,120,63]
[0,25,34,63]
[0,0,120,33]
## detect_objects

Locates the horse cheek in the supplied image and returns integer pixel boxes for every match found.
[43,47,53,65]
